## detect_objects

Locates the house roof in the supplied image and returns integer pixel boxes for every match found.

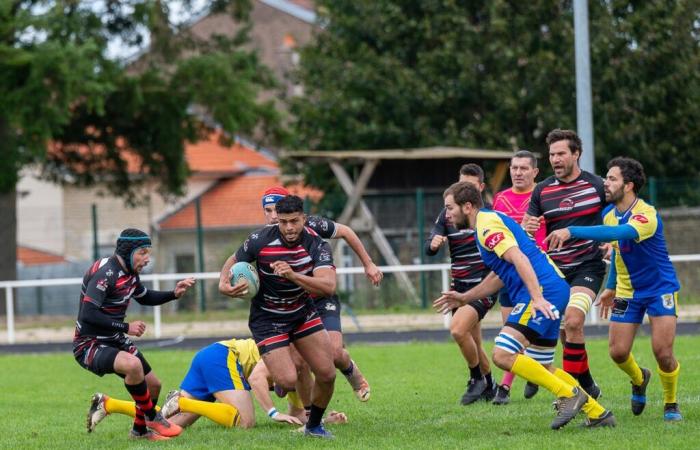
[282,147,523,161]
[17,246,68,266]
[158,174,322,231]
[185,135,277,175]
[259,0,316,23]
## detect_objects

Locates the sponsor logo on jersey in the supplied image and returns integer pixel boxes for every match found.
[106,269,113,277]
[484,232,505,250]
[631,214,648,224]
[325,302,337,311]
[559,198,575,211]
[96,278,108,291]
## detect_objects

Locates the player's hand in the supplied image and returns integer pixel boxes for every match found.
[522,214,543,234]
[364,263,383,286]
[595,288,616,319]
[271,261,295,280]
[324,410,348,424]
[173,277,196,298]
[430,235,447,251]
[599,243,613,262]
[544,228,572,251]
[433,290,466,314]
[219,278,249,298]
[273,412,302,425]
[127,320,146,337]
[530,296,559,321]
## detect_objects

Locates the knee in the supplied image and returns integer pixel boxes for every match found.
[564,313,585,333]
[608,344,628,364]
[450,324,469,343]
[314,364,337,384]
[492,348,514,371]
[654,349,676,371]
[275,372,298,392]
[332,347,346,367]
[238,414,256,429]
[122,355,145,376]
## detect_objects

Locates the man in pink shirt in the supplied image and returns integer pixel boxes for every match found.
[490,150,543,405]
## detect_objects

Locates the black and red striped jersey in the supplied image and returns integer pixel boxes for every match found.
[425,208,489,285]
[235,225,335,314]
[75,256,146,339]
[527,170,606,270]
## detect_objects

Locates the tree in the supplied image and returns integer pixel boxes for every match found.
[290,0,700,197]
[0,0,285,289]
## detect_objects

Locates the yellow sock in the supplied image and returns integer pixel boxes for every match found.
[179,397,240,427]
[616,354,644,385]
[658,362,680,404]
[511,354,575,398]
[552,368,605,419]
[105,397,135,417]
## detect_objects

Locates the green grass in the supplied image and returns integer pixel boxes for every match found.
[1,336,698,449]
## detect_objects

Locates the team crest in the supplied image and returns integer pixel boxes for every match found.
[512,303,526,315]
[559,198,575,211]
[484,232,505,250]
[96,278,108,292]
[105,269,113,277]
[662,293,675,310]
[325,302,337,311]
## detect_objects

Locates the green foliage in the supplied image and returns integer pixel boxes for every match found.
[2,337,700,448]
[0,0,283,200]
[291,0,700,195]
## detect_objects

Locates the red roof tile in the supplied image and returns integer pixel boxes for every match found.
[185,134,277,174]
[159,174,322,230]
[17,246,67,266]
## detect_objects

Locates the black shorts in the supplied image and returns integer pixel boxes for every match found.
[453,282,497,321]
[249,302,326,355]
[561,259,606,293]
[313,295,342,332]
[73,334,152,377]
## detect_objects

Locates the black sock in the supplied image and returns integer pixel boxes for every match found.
[469,364,482,380]
[341,361,355,377]
[304,405,311,419]
[484,372,493,389]
[307,404,326,428]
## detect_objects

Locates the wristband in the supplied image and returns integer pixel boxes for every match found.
[267,407,279,418]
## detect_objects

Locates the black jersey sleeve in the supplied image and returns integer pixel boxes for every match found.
[305,216,337,239]
[234,229,266,263]
[133,283,177,306]
[526,181,545,216]
[425,209,448,256]
[309,240,335,271]
[82,270,113,308]
[78,299,129,332]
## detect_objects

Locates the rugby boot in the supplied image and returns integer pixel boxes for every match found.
[581,410,617,428]
[304,423,334,439]
[480,384,497,402]
[664,403,682,422]
[631,367,651,416]
[550,387,587,430]
[524,381,540,399]
[145,411,183,437]
[492,385,511,405]
[161,390,181,419]
[129,429,170,441]
[460,377,487,405]
[87,393,109,433]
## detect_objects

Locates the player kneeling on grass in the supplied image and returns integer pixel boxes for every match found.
[87,338,347,432]
[546,157,682,422]
[434,183,615,430]
[74,228,195,441]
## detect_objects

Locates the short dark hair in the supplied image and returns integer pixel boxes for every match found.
[546,129,582,159]
[607,157,646,194]
[444,182,484,209]
[511,150,537,169]
[275,195,304,214]
[459,163,485,183]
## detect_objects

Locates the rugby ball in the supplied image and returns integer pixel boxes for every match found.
[229,262,260,300]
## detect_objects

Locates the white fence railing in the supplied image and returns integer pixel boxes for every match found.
[2,254,700,344]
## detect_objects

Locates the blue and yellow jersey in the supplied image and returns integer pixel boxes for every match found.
[603,199,679,299]
[475,209,565,303]
[217,338,261,379]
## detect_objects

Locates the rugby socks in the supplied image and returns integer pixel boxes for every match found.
[469,364,482,380]
[105,396,136,417]
[125,381,157,433]
[658,362,680,405]
[484,372,494,389]
[341,361,355,377]
[287,391,304,410]
[307,404,326,429]
[563,341,595,388]
[179,397,240,427]
[500,371,515,389]
[553,368,605,419]
[511,354,575,398]
[616,353,644,386]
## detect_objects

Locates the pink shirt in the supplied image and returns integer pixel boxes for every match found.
[492,188,547,250]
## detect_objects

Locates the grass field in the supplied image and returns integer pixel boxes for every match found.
[1,336,698,449]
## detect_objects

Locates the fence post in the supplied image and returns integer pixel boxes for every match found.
[416,188,427,308]
[441,267,451,329]
[6,286,14,344]
[153,278,162,339]
[195,197,207,312]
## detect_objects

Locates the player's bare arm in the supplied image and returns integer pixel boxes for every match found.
[248,362,303,425]
[218,255,249,298]
[501,246,557,320]
[544,228,572,251]
[433,271,503,314]
[334,223,383,286]
[271,262,336,296]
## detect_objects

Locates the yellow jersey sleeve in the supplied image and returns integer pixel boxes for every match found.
[476,212,518,258]
[628,203,658,242]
